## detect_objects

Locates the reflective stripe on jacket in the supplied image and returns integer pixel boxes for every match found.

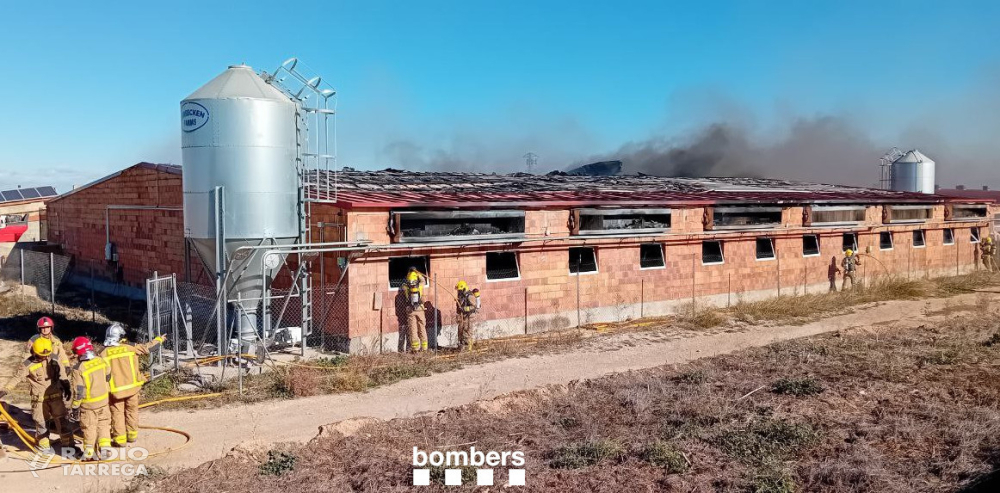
[71,358,110,410]
[100,339,161,399]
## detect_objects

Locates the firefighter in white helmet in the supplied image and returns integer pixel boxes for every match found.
[99,323,166,447]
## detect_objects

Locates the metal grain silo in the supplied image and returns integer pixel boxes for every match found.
[890,149,936,194]
[181,64,300,352]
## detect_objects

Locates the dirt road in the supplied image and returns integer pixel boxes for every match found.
[0,293,991,492]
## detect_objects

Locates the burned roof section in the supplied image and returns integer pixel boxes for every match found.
[308,169,977,209]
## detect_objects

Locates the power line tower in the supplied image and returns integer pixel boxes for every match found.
[523,152,538,174]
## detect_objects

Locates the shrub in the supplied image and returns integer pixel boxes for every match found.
[770,378,824,397]
[549,439,624,469]
[259,450,296,476]
[642,441,688,474]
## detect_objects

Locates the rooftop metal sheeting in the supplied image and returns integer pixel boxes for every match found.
[304,169,962,209]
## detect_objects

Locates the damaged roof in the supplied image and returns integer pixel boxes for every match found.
[309,169,978,209]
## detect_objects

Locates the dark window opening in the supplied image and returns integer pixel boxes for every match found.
[890,206,932,223]
[702,241,724,264]
[943,228,955,245]
[486,252,519,280]
[812,207,866,224]
[714,207,782,229]
[397,211,525,242]
[971,227,981,243]
[388,256,429,289]
[639,243,665,269]
[755,238,775,260]
[880,232,894,250]
[803,235,820,256]
[569,247,598,274]
[913,230,925,247]
[579,209,671,234]
[842,233,858,252]
[953,206,988,219]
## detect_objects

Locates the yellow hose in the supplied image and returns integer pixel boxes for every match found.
[0,392,221,472]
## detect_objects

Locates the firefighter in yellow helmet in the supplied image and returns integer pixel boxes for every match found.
[0,337,72,454]
[455,281,480,351]
[99,323,166,447]
[404,267,428,352]
[27,316,71,376]
[982,236,997,272]
[841,249,861,290]
[69,336,113,460]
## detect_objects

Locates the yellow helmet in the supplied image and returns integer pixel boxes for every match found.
[456,280,468,291]
[986,237,993,244]
[845,249,854,256]
[406,271,420,282]
[31,337,53,357]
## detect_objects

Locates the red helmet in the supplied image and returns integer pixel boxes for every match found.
[37,317,54,329]
[71,336,94,357]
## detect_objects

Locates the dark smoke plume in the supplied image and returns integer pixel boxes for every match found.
[582,116,887,187]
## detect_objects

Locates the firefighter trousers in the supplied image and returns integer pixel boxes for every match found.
[457,314,473,350]
[80,405,111,458]
[407,308,427,350]
[110,393,140,446]
[841,272,856,290]
[31,394,70,446]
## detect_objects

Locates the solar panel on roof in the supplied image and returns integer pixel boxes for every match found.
[18,188,40,199]
[36,186,56,197]
[1,190,23,201]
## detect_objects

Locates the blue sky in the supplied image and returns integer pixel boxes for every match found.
[2,0,999,192]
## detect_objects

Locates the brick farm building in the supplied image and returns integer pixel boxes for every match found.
[45,164,997,352]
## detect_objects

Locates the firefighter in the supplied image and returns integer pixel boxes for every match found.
[404,267,428,352]
[99,323,166,447]
[841,249,861,290]
[982,237,997,272]
[27,317,71,375]
[0,337,72,454]
[455,281,480,351]
[69,336,112,461]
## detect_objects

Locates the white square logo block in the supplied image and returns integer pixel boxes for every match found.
[508,468,526,486]
[413,469,430,486]
[445,468,463,486]
[476,469,494,486]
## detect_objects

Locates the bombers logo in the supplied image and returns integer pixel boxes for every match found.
[181,101,209,132]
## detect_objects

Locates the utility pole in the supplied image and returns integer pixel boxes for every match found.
[523,152,538,174]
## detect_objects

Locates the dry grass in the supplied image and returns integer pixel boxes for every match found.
[133,273,1000,409]
[141,305,1000,493]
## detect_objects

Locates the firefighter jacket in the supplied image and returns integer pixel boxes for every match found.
[99,337,164,399]
[71,358,111,411]
[457,291,478,315]
[3,357,66,400]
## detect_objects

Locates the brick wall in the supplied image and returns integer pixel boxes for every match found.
[47,165,185,286]
[333,205,992,351]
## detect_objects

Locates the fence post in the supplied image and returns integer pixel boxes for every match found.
[524,287,528,334]
[433,274,439,349]
[19,250,24,297]
[776,250,781,297]
[49,252,55,314]
[728,273,731,307]
[690,255,696,309]
[576,266,581,328]
[90,264,96,322]
[171,274,179,371]
[640,279,645,318]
